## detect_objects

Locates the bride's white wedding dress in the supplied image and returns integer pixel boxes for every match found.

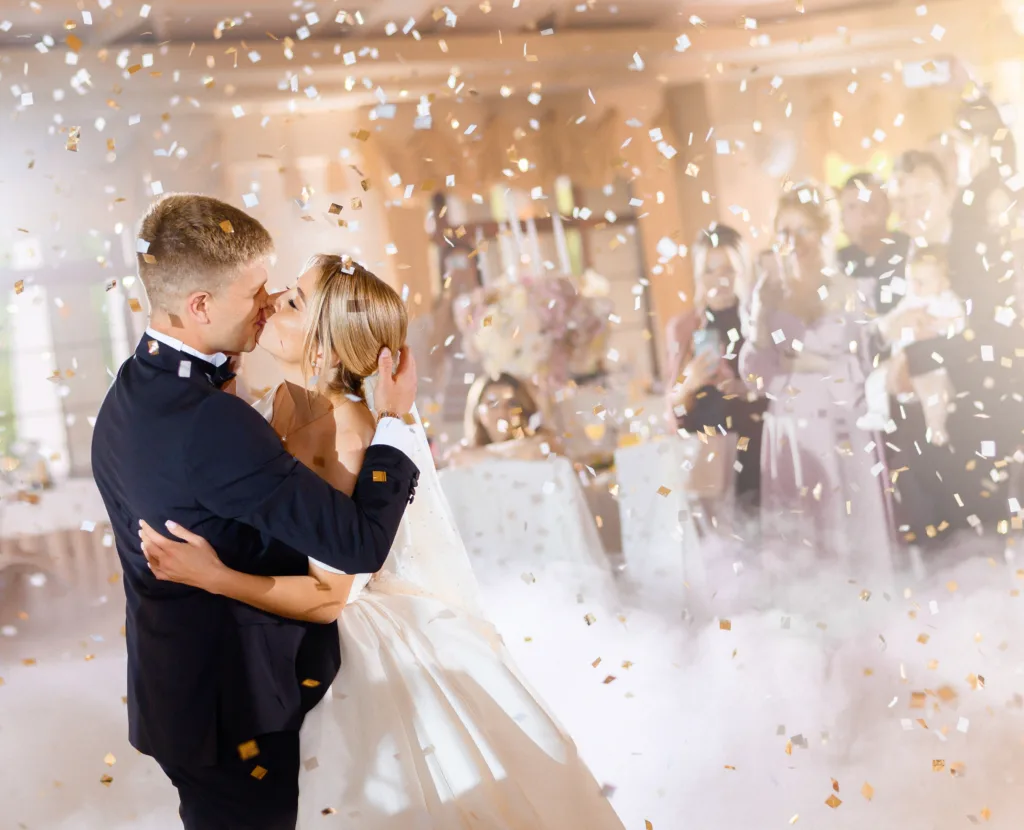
[255,386,624,829]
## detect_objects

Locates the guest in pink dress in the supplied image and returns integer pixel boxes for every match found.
[740,184,894,578]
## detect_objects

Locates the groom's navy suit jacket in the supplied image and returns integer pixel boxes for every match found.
[92,336,419,766]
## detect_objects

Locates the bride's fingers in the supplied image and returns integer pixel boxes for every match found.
[164,520,205,547]
[377,346,395,379]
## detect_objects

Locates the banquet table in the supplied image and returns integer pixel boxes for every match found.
[0,479,118,595]
[613,437,708,591]
[439,456,613,576]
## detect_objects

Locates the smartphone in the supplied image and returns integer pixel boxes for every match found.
[692,327,722,360]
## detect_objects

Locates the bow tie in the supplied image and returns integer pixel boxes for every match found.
[208,361,237,389]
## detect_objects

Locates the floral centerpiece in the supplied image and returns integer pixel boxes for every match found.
[456,274,611,385]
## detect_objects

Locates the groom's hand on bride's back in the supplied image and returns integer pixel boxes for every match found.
[373,346,417,416]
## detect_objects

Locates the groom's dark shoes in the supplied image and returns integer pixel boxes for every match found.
[93,336,418,828]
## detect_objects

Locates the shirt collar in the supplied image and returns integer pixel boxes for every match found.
[145,327,228,367]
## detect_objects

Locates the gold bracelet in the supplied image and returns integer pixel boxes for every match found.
[376,409,399,424]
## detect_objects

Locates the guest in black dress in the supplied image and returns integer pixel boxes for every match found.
[665,224,767,518]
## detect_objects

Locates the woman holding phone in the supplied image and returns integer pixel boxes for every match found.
[664,224,766,517]
[740,184,893,577]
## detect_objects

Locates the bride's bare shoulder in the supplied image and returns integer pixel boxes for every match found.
[332,397,376,455]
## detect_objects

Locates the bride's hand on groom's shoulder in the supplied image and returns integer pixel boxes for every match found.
[374,346,417,416]
[139,519,228,592]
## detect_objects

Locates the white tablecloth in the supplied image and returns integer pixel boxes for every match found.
[613,438,699,590]
[440,456,612,575]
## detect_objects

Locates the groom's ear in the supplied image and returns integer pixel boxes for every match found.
[185,291,213,325]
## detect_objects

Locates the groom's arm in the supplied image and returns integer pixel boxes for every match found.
[184,392,419,574]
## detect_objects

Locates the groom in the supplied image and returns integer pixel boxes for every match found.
[92,194,420,829]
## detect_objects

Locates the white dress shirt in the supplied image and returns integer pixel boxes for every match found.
[146,327,416,460]
[145,327,229,367]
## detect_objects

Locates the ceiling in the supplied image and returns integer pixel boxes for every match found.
[0,0,916,45]
[0,0,1013,115]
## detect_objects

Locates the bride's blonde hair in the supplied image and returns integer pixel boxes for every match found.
[301,253,408,399]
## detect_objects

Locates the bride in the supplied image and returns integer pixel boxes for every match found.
[139,253,625,829]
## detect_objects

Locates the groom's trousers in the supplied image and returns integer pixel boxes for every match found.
[157,731,300,830]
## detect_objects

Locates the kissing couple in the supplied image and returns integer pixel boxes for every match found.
[92,194,625,830]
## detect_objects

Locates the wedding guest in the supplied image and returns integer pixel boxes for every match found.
[447,373,560,467]
[895,96,1024,539]
[664,224,766,514]
[837,172,910,313]
[891,150,955,245]
[856,246,965,445]
[739,183,893,574]
[925,132,961,190]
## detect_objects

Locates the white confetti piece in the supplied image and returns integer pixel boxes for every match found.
[771,329,786,345]
[957,717,969,733]
[151,181,163,195]
[242,192,259,208]
[981,441,996,458]
[136,239,151,254]
[81,520,97,532]
[178,360,192,378]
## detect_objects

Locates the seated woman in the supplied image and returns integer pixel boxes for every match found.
[664,224,766,525]
[739,184,893,577]
[447,372,562,467]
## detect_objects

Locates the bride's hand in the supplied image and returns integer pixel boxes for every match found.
[139,519,229,592]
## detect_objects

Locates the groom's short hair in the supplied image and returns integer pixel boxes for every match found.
[137,193,273,312]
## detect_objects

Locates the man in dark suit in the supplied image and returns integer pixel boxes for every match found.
[837,171,911,315]
[91,194,420,829]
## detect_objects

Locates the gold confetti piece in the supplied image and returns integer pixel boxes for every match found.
[104,753,116,767]
[100,774,113,787]
[719,619,732,631]
[328,203,342,215]
[250,765,268,780]
[724,765,736,770]
[981,807,991,820]
[14,280,24,294]
[128,298,143,313]
[645,822,653,830]
[947,581,958,593]
[22,659,36,666]
[657,486,671,497]
[602,675,616,684]
[784,740,792,755]
[321,807,337,816]
[524,636,532,642]
[84,654,95,661]
[592,658,602,668]
[220,220,234,233]
[861,782,874,801]
[622,660,634,669]
[66,34,82,51]
[482,315,493,327]
[910,692,926,709]
[372,470,387,482]
[351,129,370,141]
[142,253,156,264]
[917,633,930,644]
[736,436,750,452]
[933,760,945,772]
[831,778,840,792]
[303,757,319,771]
[584,613,596,626]
[66,127,81,152]
[237,740,260,761]
[825,794,842,809]
[360,179,370,192]
[789,816,799,825]
[352,197,363,210]
[301,678,321,688]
